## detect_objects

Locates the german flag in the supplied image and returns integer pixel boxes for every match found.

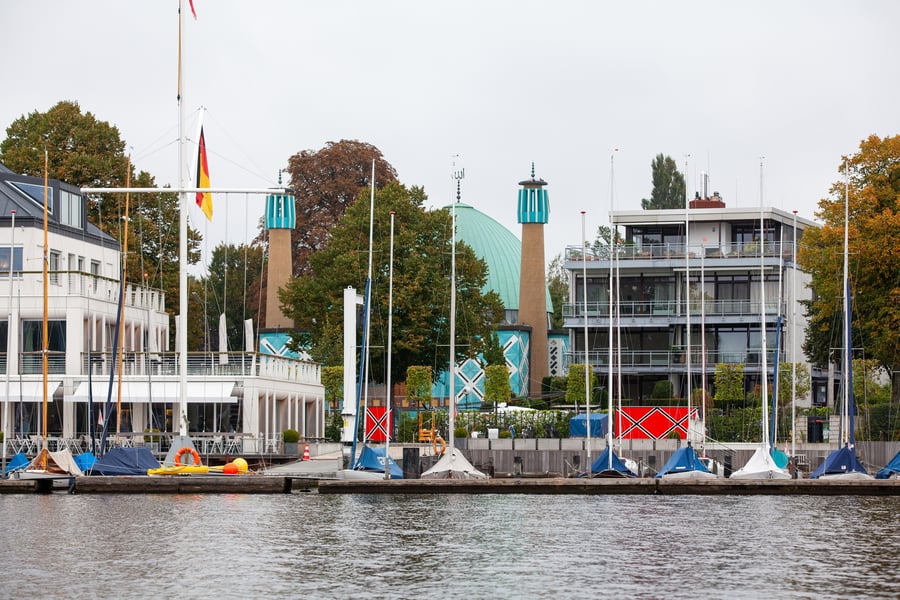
[196,127,212,220]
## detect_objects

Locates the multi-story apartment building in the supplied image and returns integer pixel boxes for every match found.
[563,192,824,431]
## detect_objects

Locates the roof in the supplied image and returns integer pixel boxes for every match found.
[449,202,552,312]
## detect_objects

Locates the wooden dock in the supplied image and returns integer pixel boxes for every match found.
[2,475,898,495]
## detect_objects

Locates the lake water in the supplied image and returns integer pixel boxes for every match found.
[1,492,898,599]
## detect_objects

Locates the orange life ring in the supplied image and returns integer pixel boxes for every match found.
[174,446,201,466]
[432,435,446,457]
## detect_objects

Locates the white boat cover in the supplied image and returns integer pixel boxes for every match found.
[730,445,790,479]
[24,448,84,476]
[420,447,488,479]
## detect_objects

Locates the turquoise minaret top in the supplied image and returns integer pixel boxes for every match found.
[265,171,296,229]
[517,162,549,224]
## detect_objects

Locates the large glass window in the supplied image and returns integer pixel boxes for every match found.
[59,190,83,228]
[0,246,23,277]
[21,320,66,374]
[9,181,54,213]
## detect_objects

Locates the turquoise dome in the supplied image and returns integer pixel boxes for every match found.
[447,202,553,315]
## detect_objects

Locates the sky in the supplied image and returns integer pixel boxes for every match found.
[2,1,899,274]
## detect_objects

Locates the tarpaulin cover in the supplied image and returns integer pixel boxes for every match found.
[586,446,637,477]
[90,447,160,475]
[655,446,711,478]
[810,445,868,479]
[569,413,608,438]
[353,444,403,478]
[876,450,900,480]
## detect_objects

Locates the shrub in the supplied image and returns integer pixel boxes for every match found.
[454,426,468,439]
[282,428,300,443]
[652,380,673,400]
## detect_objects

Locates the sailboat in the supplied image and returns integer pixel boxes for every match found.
[339,162,402,480]
[731,160,790,480]
[810,166,872,480]
[656,168,715,480]
[17,151,83,480]
[421,170,487,479]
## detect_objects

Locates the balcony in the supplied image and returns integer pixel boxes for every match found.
[563,299,783,321]
[566,348,777,372]
[565,241,798,264]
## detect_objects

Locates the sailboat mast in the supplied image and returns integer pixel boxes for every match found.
[607,159,615,469]
[581,212,591,463]
[842,164,850,446]
[759,158,770,451]
[791,210,798,457]
[42,150,49,459]
[115,160,132,436]
[684,155,692,444]
[384,211,395,479]
[362,160,375,442]
[448,169,463,451]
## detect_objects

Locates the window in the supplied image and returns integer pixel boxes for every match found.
[21,319,66,374]
[90,260,101,295]
[49,251,60,285]
[9,181,53,213]
[59,190,83,229]
[0,246,23,277]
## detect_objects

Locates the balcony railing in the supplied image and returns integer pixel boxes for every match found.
[563,299,782,319]
[566,241,797,262]
[567,348,776,369]
[78,351,320,385]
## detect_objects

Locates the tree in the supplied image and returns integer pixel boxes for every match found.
[0,101,202,347]
[547,254,568,329]
[641,154,686,210]
[406,366,433,409]
[713,363,745,410]
[321,366,344,411]
[481,330,505,367]
[800,135,900,401]
[280,181,504,386]
[776,362,811,405]
[566,364,597,407]
[484,364,511,407]
[199,242,265,352]
[283,140,397,277]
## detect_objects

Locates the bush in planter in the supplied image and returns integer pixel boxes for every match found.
[454,426,468,439]
[282,429,300,443]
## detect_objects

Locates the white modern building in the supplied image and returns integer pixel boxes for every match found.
[563,192,825,438]
[0,162,324,456]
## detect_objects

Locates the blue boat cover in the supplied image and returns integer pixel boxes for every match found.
[3,452,29,477]
[810,445,867,479]
[569,413,608,438]
[655,446,711,478]
[586,446,636,477]
[90,447,160,475]
[354,444,403,478]
[74,452,98,472]
[875,449,900,480]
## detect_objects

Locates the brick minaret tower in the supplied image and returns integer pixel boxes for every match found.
[517,164,549,396]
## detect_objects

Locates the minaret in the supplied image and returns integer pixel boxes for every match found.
[517,163,549,396]
[260,172,296,355]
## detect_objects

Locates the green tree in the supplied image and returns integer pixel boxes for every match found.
[547,254,568,329]
[713,363,745,410]
[776,362,811,405]
[482,331,505,367]
[200,242,265,352]
[284,140,398,277]
[800,135,900,401]
[321,366,344,411]
[0,101,202,348]
[566,364,597,407]
[484,364,511,407]
[406,366,433,409]
[641,154,686,210]
[281,181,504,386]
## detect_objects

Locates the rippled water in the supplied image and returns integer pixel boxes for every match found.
[1,492,898,599]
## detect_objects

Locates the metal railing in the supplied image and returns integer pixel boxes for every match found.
[567,348,776,369]
[78,351,320,385]
[566,241,797,262]
[563,299,783,319]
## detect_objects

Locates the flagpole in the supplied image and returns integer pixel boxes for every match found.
[178,0,189,437]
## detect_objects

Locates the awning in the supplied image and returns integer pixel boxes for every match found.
[3,380,62,403]
[65,381,237,404]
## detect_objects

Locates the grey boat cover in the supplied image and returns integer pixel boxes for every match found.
[90,447,160,475]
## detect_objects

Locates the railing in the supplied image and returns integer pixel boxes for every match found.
[563,299,782,319]
[567,349,776,369]
[80,351,320,385]
[0,270,166,313]
[565,242,797,262]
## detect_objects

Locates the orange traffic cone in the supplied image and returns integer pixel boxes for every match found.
[302,442,310,461]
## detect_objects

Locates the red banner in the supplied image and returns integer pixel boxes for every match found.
[616,406,699,439]
[365,407,392,442]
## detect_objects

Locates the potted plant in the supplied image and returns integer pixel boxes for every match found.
[282,428,300,454]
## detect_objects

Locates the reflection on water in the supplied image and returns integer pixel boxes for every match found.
[1,493,898,599]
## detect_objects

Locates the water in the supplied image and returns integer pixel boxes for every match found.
[1,492,898,599]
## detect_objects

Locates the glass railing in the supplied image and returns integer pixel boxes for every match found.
[567,349,776,369]
[563,299,782,318]
[565,242,797,262]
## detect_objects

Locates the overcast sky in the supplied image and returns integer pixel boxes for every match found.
[2,1,898,272]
